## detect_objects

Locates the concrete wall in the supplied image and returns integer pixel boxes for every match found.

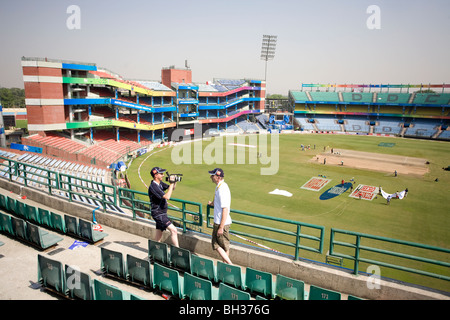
[0,179,447,300]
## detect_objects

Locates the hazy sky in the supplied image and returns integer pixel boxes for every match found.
[1,0,449,94]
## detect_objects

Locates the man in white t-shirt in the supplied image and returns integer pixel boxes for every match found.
[207,168,232,264]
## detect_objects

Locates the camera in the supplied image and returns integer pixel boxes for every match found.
[165,171,183,183]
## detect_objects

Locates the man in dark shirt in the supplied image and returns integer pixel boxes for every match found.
[148,167,179,247]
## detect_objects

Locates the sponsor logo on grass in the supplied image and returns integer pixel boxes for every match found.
[320,182,352,200]
[301,177,331,192]
[349,184,379,200]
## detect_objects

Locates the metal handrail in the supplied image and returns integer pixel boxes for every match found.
[329,228,450,281]
[206,205,325,260]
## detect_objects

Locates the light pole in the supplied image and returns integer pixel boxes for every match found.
[260,35,277,84]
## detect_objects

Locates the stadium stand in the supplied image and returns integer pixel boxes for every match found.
[376,92,411,104]
[314,116,341,131]
[344,117,370,133]
[404,119,439,138]
[373,118,403,135]
[342,92,373,104]
[20,57,265,169]
[290,84,450,140]
[309,91,340,102]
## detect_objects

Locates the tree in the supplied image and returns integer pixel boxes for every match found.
[267,94,288,99]
[0,87,25,108]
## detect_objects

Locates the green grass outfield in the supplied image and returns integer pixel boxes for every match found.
[126,133,450,292]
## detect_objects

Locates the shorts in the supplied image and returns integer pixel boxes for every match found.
[212,223,230,251]
[152,213,172,231]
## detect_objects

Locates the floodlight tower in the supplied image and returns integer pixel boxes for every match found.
[260,34,277,84]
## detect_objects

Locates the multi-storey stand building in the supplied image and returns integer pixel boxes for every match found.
[21,57,265,167]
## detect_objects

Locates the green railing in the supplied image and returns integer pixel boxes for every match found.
[0,156,116,212]
[117,188,202,232]
[58,172,116,212]
[329,228,450,281]
[206,205,325,260]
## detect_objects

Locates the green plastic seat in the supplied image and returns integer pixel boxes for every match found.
[6,196,16,214]
[64,215,78,237]
[0,212,14,236]
[93,279,127,300]
[191,255,217,282]
[218,283,251,300]
[26,204,40,224]
[38,208,52,228]
[183,272,215,300]
[78,218,108,243]
[15,200,27,219]
[101,247,126,279]
[170,245,191,273]
[65,264,94,300]
[51,212,66,233]
[245,267,274,298]
[37,254,66,294]
[309,285,341,300]
[217,261,245,290]
[148,239,169,265]
[275,274,306,300]
[126,254,153,288]
[26,222,63,250]
[153,262,182,299]
[11,216,27,241]
[0,194,7,210]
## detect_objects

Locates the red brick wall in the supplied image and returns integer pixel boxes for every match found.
[22,66,62,77]
[23,65,65,125]
[26,105,65,125]
[161,68,192,87]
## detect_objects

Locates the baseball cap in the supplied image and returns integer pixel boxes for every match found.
[208,168,224,177]
[151,167,166,177]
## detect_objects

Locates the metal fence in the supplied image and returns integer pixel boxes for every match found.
[329,228,450,281]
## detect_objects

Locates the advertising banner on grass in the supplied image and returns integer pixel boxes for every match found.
[301,177,331,192]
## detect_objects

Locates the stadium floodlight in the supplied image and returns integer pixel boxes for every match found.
[260,34,277,83]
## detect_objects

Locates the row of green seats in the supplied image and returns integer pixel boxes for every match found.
[101,247,153,288]
[191,253,307,299]
[37,254,144,300]
[135,242,352,300]
[148,239,191,272]
[102,246,251,300]
[64,214,108,243]
[0,211,63,250]
[0,194,107,244]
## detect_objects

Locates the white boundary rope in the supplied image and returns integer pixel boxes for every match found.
[230,232,283,254]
